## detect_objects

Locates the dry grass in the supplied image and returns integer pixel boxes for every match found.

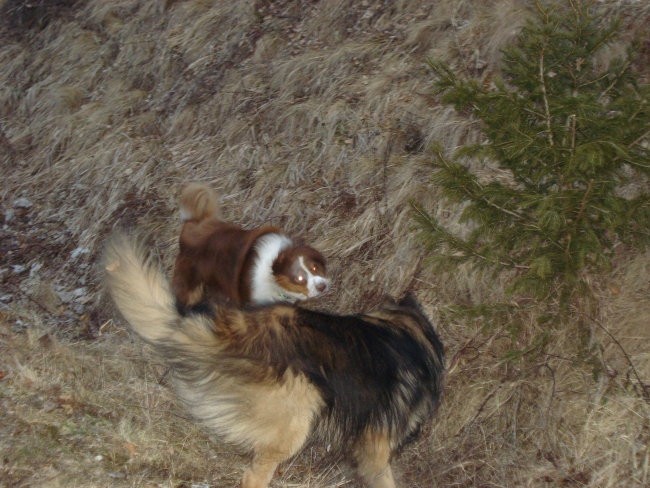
[0,311,247,487]
[1,0,649,486]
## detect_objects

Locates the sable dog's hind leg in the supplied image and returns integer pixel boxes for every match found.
[353,430,396,488]
[241,437,308,488]
[239,376,319,488]
[241,452,282,488]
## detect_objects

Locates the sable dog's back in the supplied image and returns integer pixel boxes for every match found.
[289,305,443,446]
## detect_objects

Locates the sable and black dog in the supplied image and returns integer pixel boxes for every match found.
[104,233,444,488]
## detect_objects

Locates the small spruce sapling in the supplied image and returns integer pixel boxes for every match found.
[413,1,649,343]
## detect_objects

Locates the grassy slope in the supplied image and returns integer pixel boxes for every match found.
[1,0,649,486]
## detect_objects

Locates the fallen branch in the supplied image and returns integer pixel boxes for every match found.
[588,314,649,403]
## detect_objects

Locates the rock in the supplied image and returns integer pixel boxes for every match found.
[70,247,90,260]
[29,262,43,277]
[33,281,62,315]
[12,319,26,332]
[37,333,53,348]
[72,287,88,297]
[55,289,75,303]
[56,286,89,300]
[4,208,15,223]
[42,399,58,412]
[13,197,33,209]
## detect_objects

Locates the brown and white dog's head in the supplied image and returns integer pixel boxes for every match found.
[272,244,329,300]
[249,234,330,305]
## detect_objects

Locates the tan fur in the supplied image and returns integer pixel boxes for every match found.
[354,431,396,488]
[102,233,178,344]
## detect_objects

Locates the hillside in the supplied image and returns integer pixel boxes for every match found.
[1,1,649,487]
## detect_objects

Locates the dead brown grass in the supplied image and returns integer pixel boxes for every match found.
[1,0,649,486]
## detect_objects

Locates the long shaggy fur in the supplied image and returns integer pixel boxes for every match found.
[104,233,444,488]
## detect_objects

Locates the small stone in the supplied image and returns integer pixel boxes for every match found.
[56,289,75,303]
[11,264,26,274]
[30,262,43,277]
[72,287,88,298]
[4,208,15,223]
[13,197,33,209]
[42,400,58,412]
[31,280,62,314]
[70,247,90,260]
[12,319,26,332]
[38,333,53,348]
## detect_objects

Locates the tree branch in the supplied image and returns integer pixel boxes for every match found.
[588,314,649,403]
[539,49,554,147]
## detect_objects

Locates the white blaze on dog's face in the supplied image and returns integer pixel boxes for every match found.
[295,255,330,298]
[250,234,330,305]
[272,246,330,301]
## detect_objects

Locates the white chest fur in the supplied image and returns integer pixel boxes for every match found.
[249,233,300,304]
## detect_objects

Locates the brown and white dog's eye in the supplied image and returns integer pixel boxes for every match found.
[307,260,323,274]
[294,274,306,284]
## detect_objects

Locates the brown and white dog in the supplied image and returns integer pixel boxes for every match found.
[104,233,444,488]
[171,183,330,313]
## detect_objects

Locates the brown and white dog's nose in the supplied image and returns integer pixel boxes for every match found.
[316,281,328,293]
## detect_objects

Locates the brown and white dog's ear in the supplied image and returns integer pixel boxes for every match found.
[179,182,220,222]
[298,245,328,275]
[270,248,292,278]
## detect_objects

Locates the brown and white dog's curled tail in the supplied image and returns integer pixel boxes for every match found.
[178,182,220,222]
[103,232,179,345]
